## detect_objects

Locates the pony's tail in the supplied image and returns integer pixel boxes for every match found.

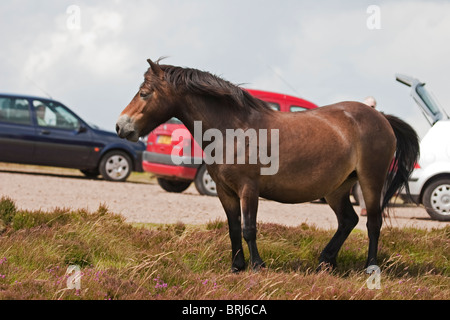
[382,114,420,211]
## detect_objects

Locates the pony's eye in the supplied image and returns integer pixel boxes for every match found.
[140,91,151,98]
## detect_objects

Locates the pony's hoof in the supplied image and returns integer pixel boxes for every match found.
[231,263,246,273]
[251,260,266,272]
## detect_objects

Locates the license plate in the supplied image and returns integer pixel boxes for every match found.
[157,135,172,145]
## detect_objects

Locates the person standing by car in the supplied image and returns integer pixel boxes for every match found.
[363,96,377,109]
[356,96,377,216]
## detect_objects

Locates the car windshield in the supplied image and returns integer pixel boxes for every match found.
[416,84,441,116]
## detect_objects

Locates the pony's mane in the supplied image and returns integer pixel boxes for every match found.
[147,62,272,113]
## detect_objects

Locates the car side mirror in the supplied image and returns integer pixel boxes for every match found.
[77,124,88,133]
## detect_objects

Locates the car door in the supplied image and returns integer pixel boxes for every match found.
[396,74,449,125]
[0,95,36,163]
[31,98,94,168]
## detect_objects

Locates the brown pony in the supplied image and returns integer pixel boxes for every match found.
[117,58,419,272]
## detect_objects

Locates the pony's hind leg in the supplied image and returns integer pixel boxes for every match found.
[357,164,389,268]
[319,178,359,270]
[359,180,384,268]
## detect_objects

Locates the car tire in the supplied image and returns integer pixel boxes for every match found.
[99,150,132,182]
[194,164,217,196]
[157,178,191,193]
[422,178,450,221]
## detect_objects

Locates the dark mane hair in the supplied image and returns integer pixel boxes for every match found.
[145,61,272,113]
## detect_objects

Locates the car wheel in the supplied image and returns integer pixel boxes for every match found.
[422,178,450,221]
[194,165,217,196]
[157,178,191,193]
[80,169,99,179]
[99,150,132,182]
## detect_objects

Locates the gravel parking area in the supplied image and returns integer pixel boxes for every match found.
[1,164,448,231]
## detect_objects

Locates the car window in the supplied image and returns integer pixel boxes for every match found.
[0,97,31,125]
[290,105,307,112]
[33,100,80,130]
[266,102,280,111]
[416,84,441,116]
[166,117,183,124]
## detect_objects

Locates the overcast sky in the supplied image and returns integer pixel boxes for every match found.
[1,0,449,137]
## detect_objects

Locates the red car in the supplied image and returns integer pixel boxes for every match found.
[142,89,318,196]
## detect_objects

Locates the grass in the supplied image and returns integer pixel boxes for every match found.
[0,196,448,300]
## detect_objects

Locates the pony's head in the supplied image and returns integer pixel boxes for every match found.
[116,58,176,142]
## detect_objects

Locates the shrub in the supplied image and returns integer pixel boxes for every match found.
[0,196,17,225]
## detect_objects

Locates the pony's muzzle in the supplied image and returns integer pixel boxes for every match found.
[116,115,140,142]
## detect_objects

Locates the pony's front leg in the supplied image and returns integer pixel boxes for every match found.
[241,187,265,271]
[216,186,246,272]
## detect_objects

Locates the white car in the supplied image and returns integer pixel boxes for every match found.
[397,74,450,221]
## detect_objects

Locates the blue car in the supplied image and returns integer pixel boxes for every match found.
[0,93,145,181]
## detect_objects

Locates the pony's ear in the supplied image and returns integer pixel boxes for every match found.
[147,58,164,78]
